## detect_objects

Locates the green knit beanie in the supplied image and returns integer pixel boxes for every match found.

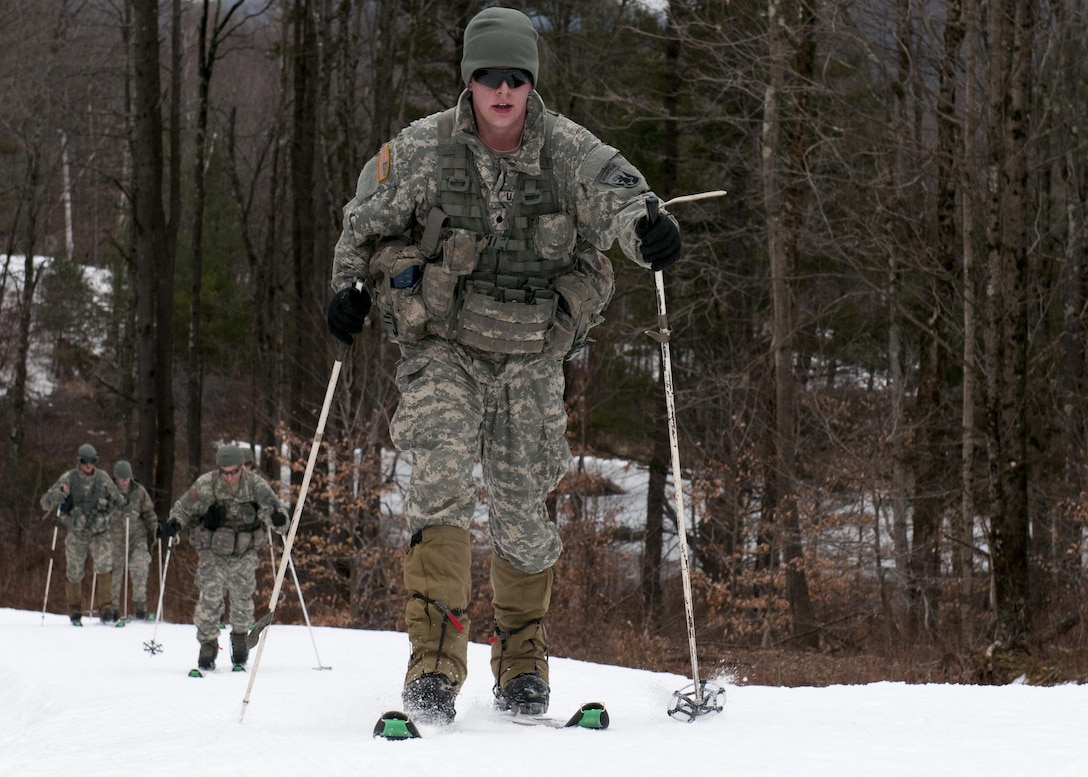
[460,7,539,86]
[216,444,245,467]
[113,460,133,479]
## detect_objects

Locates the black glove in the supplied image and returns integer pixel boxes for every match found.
[203,504,226,531]
[327,286,372,346]
[59,493,74,514]
[159,518,181,539]
[271,510,288,529]
[636,214,681,271]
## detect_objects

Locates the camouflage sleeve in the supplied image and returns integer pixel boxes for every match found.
[251,476,280,527]
[170,474,213,528]
[137,485,159,538]
[101,470,126,511]
[331,119,440,295]
[40,472,71,512]
[553,116,678,268]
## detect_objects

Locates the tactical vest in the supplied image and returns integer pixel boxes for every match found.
[66,470,112,534]
[420,109,577,354]
[435,108,571,277]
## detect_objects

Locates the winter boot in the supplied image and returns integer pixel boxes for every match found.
[494,671,551,716]
[230,632,248,667]
[65,580,83,624]
[96,572,115,623]
[402,526,472,706]
[134,602,147,621]
[402,673,457,725]
[489,552,553,713]
[198,640,218,670]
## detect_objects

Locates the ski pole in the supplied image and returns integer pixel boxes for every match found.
[144,536,174,655]
[266,528,328,669]
[645,191,728,721]
[287,539,328,666]
[241,285,360,722]
[122,515,130,620]
[89,572,97,618]
[41,516,59,626]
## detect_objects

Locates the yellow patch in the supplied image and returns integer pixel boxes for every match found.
[377,144,391,182]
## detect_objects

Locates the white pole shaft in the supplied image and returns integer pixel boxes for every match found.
[41,523,59,625]
[241,348,346,721]
[122,515,130,619]
[652,188,727,702]
[654,269,703,702]
[288,554,326,668]
[148,538,174,646]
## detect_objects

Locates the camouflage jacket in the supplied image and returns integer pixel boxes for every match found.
[114,480,158,543]
[332,89,674,297]
[41,467,125,535]
[169,469,280,534]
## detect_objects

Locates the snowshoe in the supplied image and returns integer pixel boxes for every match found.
[402,673,457,725]
[373,710,421,740]
[494,672,550,716]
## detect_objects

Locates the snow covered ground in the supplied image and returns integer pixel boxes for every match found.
[1,607,1081,777]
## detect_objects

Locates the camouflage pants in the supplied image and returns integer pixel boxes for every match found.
[390,338,569,573]
[111,518,152,609]
[193,549,259,644]
[64,529,112,582]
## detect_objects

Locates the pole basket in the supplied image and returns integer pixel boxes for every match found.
[143,640,163,656]
[667,680,726,722]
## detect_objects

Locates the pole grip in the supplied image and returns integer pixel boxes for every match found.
[646,195,660,224]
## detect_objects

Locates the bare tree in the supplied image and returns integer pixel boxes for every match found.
[983,0,1034,646]
[130,0,172,502]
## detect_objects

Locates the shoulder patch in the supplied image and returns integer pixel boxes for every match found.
[597,160,641,188]
[377,144,391,182]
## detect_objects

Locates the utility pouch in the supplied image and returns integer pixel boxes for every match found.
[88,511,111,535]
[457,280,556,354]
[234,530,255,555]
[373,241,428,344]
[423,228,480,328]
[545,247,614,360]
[211,527,238,556]
[531,213,577,265]
[192,526,213,551]
[66,508,86,532]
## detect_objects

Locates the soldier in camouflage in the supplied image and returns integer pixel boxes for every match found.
[40,443,127,625]
[326,7,681,724]
[161,444,287,670]
[109,460,159,621]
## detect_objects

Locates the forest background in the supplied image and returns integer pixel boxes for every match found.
[2,0,1088,687]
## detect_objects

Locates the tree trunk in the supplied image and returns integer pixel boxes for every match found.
[984,0,1033,646]
[764,0,817,649]
[958,0,979,649]
[131,0,169,501]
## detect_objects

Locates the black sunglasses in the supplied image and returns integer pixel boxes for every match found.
[80,457,97,465]
[473,68,533,90]
[219,466,242,477]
